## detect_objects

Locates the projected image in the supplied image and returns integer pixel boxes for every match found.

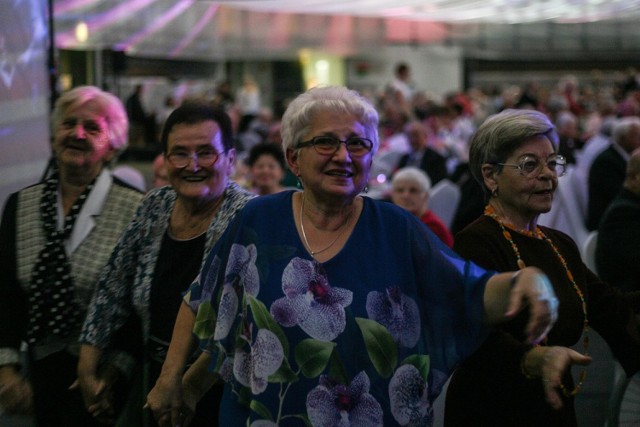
[0,0,48,101]
[0,0,51,208]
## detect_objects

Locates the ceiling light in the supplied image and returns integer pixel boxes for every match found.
[75,21,88,43]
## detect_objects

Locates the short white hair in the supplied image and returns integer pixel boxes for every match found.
[280,86,379,154]
[391,167,432,194]
[52,85,129,153]
[613,116,640,147]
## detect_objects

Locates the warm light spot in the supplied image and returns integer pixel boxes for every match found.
[315,60,330,85]
[75,21,88,43]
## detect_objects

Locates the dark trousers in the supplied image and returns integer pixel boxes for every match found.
[30,351,105,427]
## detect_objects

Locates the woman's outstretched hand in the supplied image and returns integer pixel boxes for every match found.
[505,267,559,345]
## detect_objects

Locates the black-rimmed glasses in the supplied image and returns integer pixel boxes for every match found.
[166,150,224,168]
[494,154,567,178]
[298,136,373,156]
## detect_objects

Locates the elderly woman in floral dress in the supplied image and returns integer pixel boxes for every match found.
[148,86,559,427]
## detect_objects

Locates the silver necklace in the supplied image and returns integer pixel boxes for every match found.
[299,194,352,257]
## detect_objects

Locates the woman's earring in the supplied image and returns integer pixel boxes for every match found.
[491,187,499,197]
[296,175,303,189]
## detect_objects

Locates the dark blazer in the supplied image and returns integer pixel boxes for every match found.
[397,148,448,185]
[587,145,626,230]
[596,188,640,292]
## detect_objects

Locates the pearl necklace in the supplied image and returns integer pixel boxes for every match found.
[484,205,589,397]
[299,194,353,258]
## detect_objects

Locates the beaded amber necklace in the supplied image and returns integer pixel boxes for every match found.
[484,205,589,397]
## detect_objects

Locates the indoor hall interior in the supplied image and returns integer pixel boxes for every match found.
[2,0,640,425]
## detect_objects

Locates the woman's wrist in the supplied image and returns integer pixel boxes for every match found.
[521,346,544,379]
[521,351,538,379]
[158,361,185,381]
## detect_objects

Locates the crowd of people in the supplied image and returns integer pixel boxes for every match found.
[1,65,640,427]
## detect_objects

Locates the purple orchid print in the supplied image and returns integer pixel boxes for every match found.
[226,243,260,296]
[389,364,432,426]
[307,372,383,427]
[214,243,259,340]
[366,287,420,348]
[233,328,284,394]
[219,355,234,383]
[187,255,222,312]
[270,258,353,342]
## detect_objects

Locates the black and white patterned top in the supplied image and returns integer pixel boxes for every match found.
[0,170,143,364]
[79,181,254,351]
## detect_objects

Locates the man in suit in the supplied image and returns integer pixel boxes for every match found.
[587,116,640,230]
[395,120,448,185]
[596,147,640,291]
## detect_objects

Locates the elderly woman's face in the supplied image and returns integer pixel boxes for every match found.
[291,110,372,202]
[391,179,428,217]
[53,100,115,173]
[490,135,558,218]
[165,120,234,202]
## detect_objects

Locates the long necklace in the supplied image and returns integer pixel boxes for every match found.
[299,193,352,257]
[484,205,589,397]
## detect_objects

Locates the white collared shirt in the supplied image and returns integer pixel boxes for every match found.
[56,169,113,255]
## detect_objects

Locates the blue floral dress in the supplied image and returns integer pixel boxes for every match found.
[186,191,493,426]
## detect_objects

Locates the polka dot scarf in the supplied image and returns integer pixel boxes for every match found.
[26,173,95,345]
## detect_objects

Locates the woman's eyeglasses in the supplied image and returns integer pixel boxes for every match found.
[494,154,567,178]
[298,136,373,156]
[166,150,223,168]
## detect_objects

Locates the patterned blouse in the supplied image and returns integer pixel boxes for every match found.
[79,182,254,349]
[185,191,493,426]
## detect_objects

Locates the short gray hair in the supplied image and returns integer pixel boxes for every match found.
[280,86,379,154]
[468,108,558,199]
[52,85,129,154]
[612,116,640,152]
[391,167,432,194]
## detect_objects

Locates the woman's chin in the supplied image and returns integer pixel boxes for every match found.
[534,203,553,214]
[176,185,213,200]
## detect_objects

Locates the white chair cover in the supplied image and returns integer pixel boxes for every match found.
[428,179,461,229]
[538,166,589,249]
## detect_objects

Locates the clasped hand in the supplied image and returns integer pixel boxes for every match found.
[0,367,33,415]
[145,374,195,427]
[73,363,124,424]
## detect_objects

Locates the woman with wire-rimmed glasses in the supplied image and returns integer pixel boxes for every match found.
[76,102,254,426]
[444,108,640,427]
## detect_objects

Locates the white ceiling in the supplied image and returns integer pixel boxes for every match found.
[52,0,640,61]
